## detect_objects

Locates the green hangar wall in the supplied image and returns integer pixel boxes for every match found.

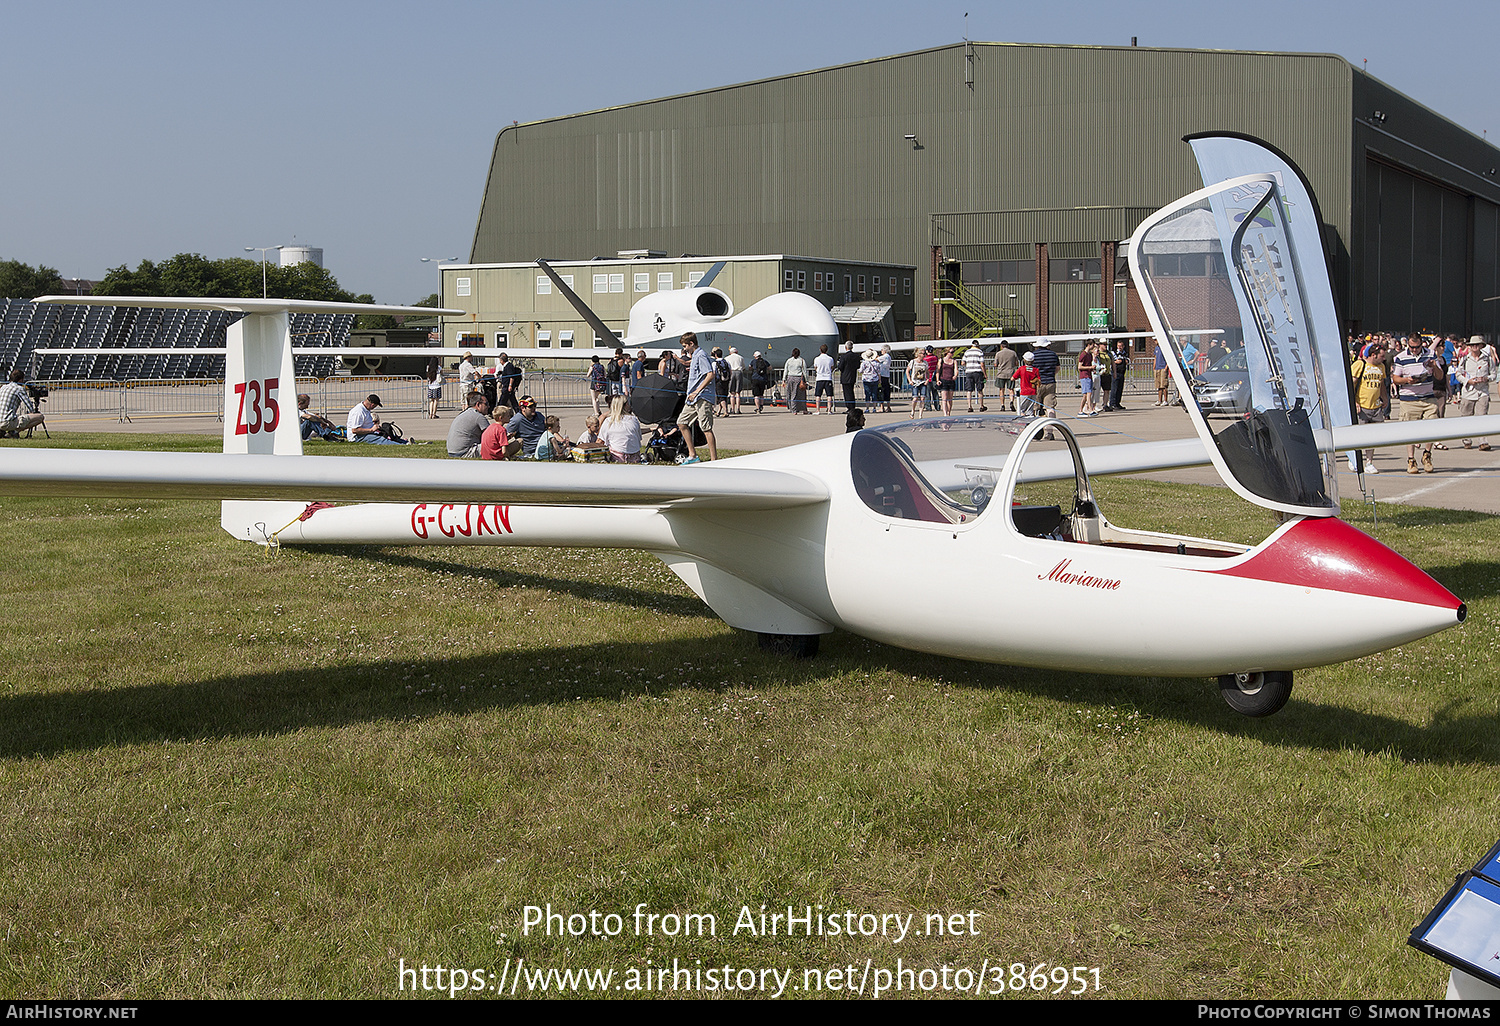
[471,42,1500,339]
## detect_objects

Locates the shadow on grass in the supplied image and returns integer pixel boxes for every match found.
[1426,560,1500,603]
[5,627,1499,767]
[330,546,709,618]
[1364,505,1500,530]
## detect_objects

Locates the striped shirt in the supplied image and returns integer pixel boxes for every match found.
[1393,350,1436,401]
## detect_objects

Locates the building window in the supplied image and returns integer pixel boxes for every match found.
[962,260,1035,284]
[796,270,806,290]
[634,272,649,293]
[494,330,509,347]
[872,275,880,295]
[889,277,897,294]
[813,271,823,290]
[536,275,551,295]
[561,274,573,289]
[609,273,624,293]
[658,272,674,291]
[560,330,574,348]
[456,277,471,297]
[784,270,795,290]
[857,274,866,293]
[537,330,552,348]
[688,271,704,287]
[903,278,912,295]
[1049,258,1102,282]
[593,274,608,294]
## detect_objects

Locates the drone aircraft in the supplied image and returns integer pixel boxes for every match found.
[9,136,1498,717]
[487,258,841,360]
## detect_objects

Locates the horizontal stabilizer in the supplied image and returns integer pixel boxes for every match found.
[0,449,827,510]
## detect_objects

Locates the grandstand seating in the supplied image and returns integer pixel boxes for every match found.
[0,299,350,380]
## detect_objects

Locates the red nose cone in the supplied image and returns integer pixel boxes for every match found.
[1210,517,1464,613]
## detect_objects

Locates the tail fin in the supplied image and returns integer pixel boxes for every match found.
[223,311,302,456]
[222,310,306,542]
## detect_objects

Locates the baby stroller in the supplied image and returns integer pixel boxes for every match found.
[644,420,707,464]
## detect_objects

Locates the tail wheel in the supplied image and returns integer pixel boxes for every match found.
[1217,671,1293,717]
[757,633,820,659]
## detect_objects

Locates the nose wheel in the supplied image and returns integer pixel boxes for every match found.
[757,633,820,658]
[1217,671,1293,717]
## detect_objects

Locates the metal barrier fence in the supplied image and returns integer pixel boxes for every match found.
[35,359,1162,422]
[36,376,446,423]
[765,357,1159,402]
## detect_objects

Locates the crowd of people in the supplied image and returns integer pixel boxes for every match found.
[887,338,1132,422]
[404,331,732,465]
[299,328,1500,479]
[1349,331,1496,474]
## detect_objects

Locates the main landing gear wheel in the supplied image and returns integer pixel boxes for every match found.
[757,633,820,659]
[1216,671,1293,717]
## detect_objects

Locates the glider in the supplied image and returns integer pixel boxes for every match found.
[9,136,1496,716]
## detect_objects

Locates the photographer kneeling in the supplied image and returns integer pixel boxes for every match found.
[0,371,45,437]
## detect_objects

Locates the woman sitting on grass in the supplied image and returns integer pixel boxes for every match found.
[602,397,642,464]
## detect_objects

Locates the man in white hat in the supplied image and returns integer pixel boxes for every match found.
[1457,335,1495,451]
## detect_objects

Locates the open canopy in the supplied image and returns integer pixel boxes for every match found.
[1129,174,1341,517]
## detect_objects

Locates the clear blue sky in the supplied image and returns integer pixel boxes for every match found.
[3,0,1494,304]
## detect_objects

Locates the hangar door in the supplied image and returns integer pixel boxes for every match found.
[1362,159,1469,333]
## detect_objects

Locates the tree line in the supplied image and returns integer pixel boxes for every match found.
[1,256,438,328]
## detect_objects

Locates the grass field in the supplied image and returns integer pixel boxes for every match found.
[1,434,1497,999]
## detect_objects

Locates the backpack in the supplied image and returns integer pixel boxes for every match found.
[606,360,621,382]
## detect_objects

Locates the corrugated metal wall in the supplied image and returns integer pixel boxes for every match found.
[472,42,1500,336]
[474,43,1360,329]
[1350,72,1500,335]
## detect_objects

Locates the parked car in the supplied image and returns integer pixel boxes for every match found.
[1192,347,1250,415]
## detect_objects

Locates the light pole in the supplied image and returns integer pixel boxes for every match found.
[244,245,283,298]
[420,257,457,305]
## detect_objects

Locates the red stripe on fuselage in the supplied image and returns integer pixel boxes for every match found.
[1203,517,1462,610]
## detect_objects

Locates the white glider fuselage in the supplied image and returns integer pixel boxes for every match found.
[239,421,1463,679]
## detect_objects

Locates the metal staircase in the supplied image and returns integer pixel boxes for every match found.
[932,277,1027,336]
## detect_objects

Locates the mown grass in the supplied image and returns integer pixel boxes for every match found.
[0,434,1496,999]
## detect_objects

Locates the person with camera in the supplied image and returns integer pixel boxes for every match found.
[1393,334,1441,474]
[0,371,44,437]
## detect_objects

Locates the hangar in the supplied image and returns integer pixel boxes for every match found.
[469,41,1500,344]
